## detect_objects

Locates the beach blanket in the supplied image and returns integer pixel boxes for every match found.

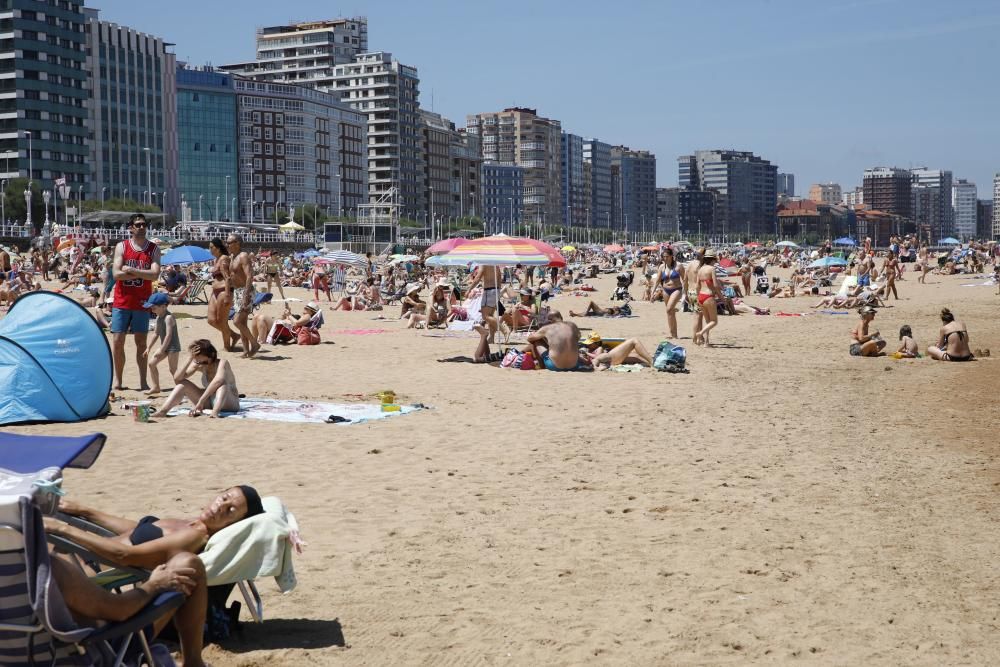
[169,398,421,424]
[332,328,387,335]
[819,310,850,315]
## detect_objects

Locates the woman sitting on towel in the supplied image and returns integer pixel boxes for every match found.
[152,339,240,418]
[44,485,266,667]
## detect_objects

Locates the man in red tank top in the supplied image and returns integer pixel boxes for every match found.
[111,214,161,390]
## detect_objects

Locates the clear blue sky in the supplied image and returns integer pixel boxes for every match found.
[94,0,999,196]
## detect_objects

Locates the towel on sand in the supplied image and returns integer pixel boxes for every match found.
[169,398,421,423]
[200,496,300,592]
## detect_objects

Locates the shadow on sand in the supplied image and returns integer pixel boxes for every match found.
[220,617,347,652]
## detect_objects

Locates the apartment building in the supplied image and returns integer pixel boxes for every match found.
[808,183,842,206]
[679,150,777,235]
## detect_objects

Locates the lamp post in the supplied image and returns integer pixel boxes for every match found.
[101,187,107,210]
[198,195,203,221]
[247,197,252,225]
[23,131,32,184]
[215,196,220,222]
[224,175,230,221]
[429,185,435,241]
[1,178,6,227]
[42,190,49,227]
[25,185,32,229]
[123,188,128,202]
[143,147,151,206]
[77,186,82,226]
[232,197,237,225]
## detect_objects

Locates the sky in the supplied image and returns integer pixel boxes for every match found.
[94,0,1000,197]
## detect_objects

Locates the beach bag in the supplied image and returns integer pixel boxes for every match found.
[653,341,687,373]
[296,326,321,345]
[500,349,536,370]
[266,322,294,345]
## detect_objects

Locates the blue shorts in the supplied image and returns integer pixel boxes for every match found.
[541,350,592,372]
[110,308,151,335]
[858,274,871,287]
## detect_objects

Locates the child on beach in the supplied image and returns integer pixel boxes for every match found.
[894,325,919,358]
[144,292,181,395]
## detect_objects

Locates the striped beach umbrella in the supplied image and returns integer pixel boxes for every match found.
[427,238,468,255]
[314,250,367,269]
[436,235,565,267]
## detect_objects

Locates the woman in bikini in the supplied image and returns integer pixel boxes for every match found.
[695,249,723,346]
[310,264,332,302]
[657,248,684,338]
[849,305,886,357]
[927,307,974,361]
[917,244,931,284]
[738,259,753,298]
[152,339,240,418]
[883,250,900,300]
[207,238,239,352]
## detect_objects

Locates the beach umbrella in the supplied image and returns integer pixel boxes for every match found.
[314,250,366,269]
[389,254,420,266]
[279,221,305,231]
[745,242,761,248]
[427,238,468,255]
[160,245,214,265]
[938,237,960,245]
[603,244,624,253]
[562,245,576,252]
[833,237,856,246]
[775,241,799,248]
[437,235,565,267]
[808,256,848,268]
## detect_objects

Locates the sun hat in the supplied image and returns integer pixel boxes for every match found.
[519,287,533,297]
[305,301,319,312]
[405,282,421,295]
[703,249,718,259]
[435,278,451,289]
[583,332,603,347]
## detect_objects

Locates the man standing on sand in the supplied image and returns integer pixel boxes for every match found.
[111,213,161,390]
[226,233,259,357]
[468,263,500,343]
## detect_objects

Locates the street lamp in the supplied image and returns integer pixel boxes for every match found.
[77,186,82,226]
[42,190,49,226]
[232,197,237,224]
[0,178,6,226]
[123,188,128,202]
[23,131,32,184]
[24,185,32,229]
[225,175,230,221]
[198,194,203,221]
[215,196,220,222]
[101,187,107,210]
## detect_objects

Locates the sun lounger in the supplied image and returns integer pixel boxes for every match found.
[0,431,183,666]
[173,278,209,305]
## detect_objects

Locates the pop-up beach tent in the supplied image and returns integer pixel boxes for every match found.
[0,291,112,425]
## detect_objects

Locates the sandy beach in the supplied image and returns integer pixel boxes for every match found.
[8,267,1000,665]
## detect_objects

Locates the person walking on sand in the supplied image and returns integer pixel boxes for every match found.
[695,249,723,346]
[226,234,260,357]
[684,248,704,343]
[144,292,181,395]
[883,250,900,300]
[468,263,500,343]
[110,213,161,390]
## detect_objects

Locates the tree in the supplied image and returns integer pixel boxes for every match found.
[2,178,45,231]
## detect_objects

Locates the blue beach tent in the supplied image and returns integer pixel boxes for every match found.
[0,291,112,425]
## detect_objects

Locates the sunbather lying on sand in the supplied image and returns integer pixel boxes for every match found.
[569,300,631,317]
[583,335,655,369]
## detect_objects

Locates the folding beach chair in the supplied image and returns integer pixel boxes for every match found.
[174,278,209,305]
[0,432,183,666]
[228,291,273,320]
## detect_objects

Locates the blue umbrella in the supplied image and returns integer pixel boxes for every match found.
[808,256,848,268]
[160,245,214,265]
[833,237,856,246]
[938,237,960,245]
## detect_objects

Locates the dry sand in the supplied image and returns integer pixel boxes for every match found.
[8,266,1000,665]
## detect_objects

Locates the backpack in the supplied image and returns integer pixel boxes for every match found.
[653,341,688,373]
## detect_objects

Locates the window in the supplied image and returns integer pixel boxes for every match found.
[252,111,260,123]
[253,158,262,169]
[193,142,200,151]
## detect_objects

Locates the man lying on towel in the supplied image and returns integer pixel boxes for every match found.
[568,300,631,318]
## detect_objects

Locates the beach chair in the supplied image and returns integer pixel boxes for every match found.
[174,278,209,305]
[447,295,482,332]
[0,432,184,666]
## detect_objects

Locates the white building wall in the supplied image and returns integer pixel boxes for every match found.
[951,180,977,239]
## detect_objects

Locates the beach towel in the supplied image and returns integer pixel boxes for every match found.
[448,295,482,332]
[200,496,300,593]
[168,398,422,424]
[331,328,387,335]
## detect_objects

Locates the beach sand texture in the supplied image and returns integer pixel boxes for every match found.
[7,268,1000,665]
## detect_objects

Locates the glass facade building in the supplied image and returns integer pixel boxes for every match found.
[0,0,88,189]
[176,66,237,222]
[480,162,523,226]
[84,8,177,212]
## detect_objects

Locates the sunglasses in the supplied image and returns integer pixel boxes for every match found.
[131,222,146,228]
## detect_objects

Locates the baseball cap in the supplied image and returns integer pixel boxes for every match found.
[142,292,169,308]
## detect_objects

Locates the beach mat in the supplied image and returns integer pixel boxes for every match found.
[169,398,422,424]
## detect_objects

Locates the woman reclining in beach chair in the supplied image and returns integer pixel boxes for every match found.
[253,301,324,345]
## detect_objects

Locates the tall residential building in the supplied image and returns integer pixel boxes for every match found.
[842,187,864,207]
[466,107,562,225]
[951,179,977,240]
[808,183,842,206]
[862,167,911,218]
[583,138,612,228]
[658,187,716,236]
[976,199,993,239]
[480,162,523,226]
[234,77,366,224]
[656,187,672,234]
[910,167,953,238]
[419,109,451,225]
[220,18,367,91]
[678,150,777,235]
[84,8,177,213]
[332,52,422,218]
[993,174,1000,239]
[776,173,795,197]
[0,0,88,194]
[611,146,656,233]
[175,66,237,222]
[450,129,480,219]
[560,132,586,227]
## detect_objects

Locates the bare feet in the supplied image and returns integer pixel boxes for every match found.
[145,387,161,396]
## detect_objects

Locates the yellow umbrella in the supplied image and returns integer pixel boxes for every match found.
[562,245,576,252]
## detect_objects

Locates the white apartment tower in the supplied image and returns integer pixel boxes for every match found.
[220,18,367,91]
[951,179,977,240]
[332,52,423,218]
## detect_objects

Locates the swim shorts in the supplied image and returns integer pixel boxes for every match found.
[111,308,151,335]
